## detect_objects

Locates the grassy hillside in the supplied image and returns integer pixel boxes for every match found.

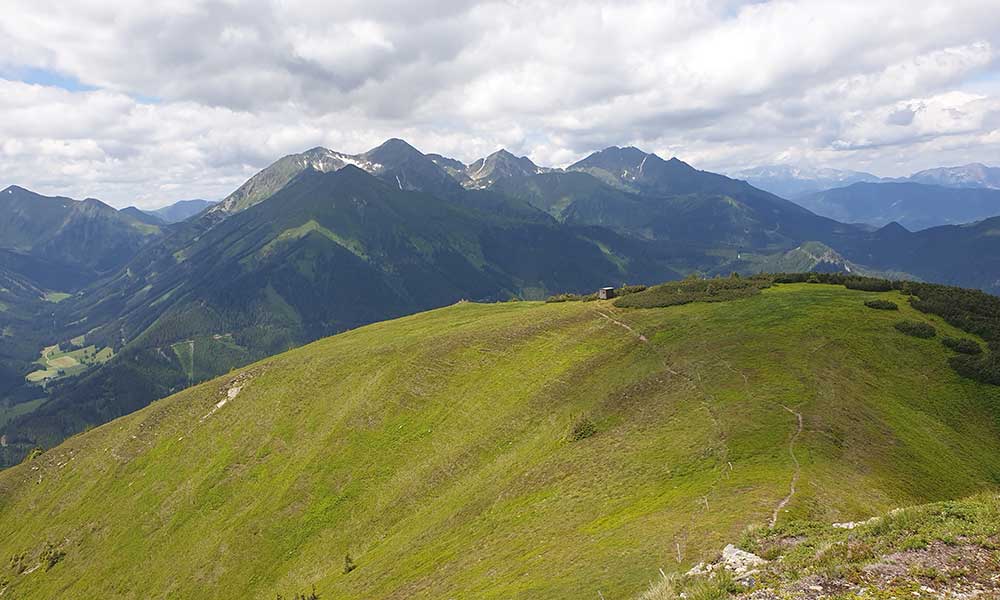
[1,283,999,599]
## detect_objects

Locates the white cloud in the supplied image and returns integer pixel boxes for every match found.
[0,0,998,206]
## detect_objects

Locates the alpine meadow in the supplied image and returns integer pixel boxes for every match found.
[3,1,1000,599]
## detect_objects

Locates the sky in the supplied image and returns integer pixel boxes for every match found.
[1,0,999,209]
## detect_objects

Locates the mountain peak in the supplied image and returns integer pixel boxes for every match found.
[877,221,911,235]
[1,184,39,198]
[465,148,543,188]
[568,146,654,173]
[364,138,423,161]
[907,163,1000,190]
[487,148,518,160]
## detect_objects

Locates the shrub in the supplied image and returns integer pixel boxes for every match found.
[950,354,1000,385]
[570,417,597,441]
[41,543,64,571]
[865,299,898,311]
[545,293,579,303]
[846,279,894,292]
[941,337,982,355]
[343,553,356,574]
[895,320,936,339]
[8,553,26,574]
[617,284,648,296]
[614,276,772,309]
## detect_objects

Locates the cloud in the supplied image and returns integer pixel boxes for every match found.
[0,0,998,206]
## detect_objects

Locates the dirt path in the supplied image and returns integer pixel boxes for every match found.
[594,310,648,342]
[770,405,803,527]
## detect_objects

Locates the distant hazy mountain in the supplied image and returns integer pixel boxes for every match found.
[734,162,1000,199]
[797,182,1000,230]
[732,165,882,199]
[842,216,1000,290]
[907,163,1000,189]
[146,199,217,223]
[120,206,165,226]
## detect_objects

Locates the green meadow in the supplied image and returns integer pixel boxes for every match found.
[25,342,114,384]
[1,283,999,599]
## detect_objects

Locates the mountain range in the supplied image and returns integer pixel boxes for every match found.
[731,164,882,199]
[736,162,1000,197]
[3,139,1000,466]
[908,163,1000,189]
[795,182,1000,231]
[735,162,1000,230]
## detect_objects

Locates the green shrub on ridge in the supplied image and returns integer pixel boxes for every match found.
[865,299,898,310]
[613,276,771,309]
[895,320,936,339]
[942,337,982,355]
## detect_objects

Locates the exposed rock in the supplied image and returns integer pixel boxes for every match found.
[722,544,767,576]
[832,516,879,529]
[686,544,768,583]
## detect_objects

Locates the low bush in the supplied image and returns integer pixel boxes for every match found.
[275,588,320,600]
[864,299,898,310]
[846,279,894,292]
[545,293,580,303]
[895,320,936,339]
[570,417,597,441]
[614,276,772,309]
[41,543,64,571]
[8,553,26,574]
[941,337,982,355]
[616,284,648,296]
[950,354,1000,385]
[545,292,598,303]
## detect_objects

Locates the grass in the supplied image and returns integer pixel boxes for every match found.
[42,292,71,303]
[1,284,999,599]
[25,342,114,384]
